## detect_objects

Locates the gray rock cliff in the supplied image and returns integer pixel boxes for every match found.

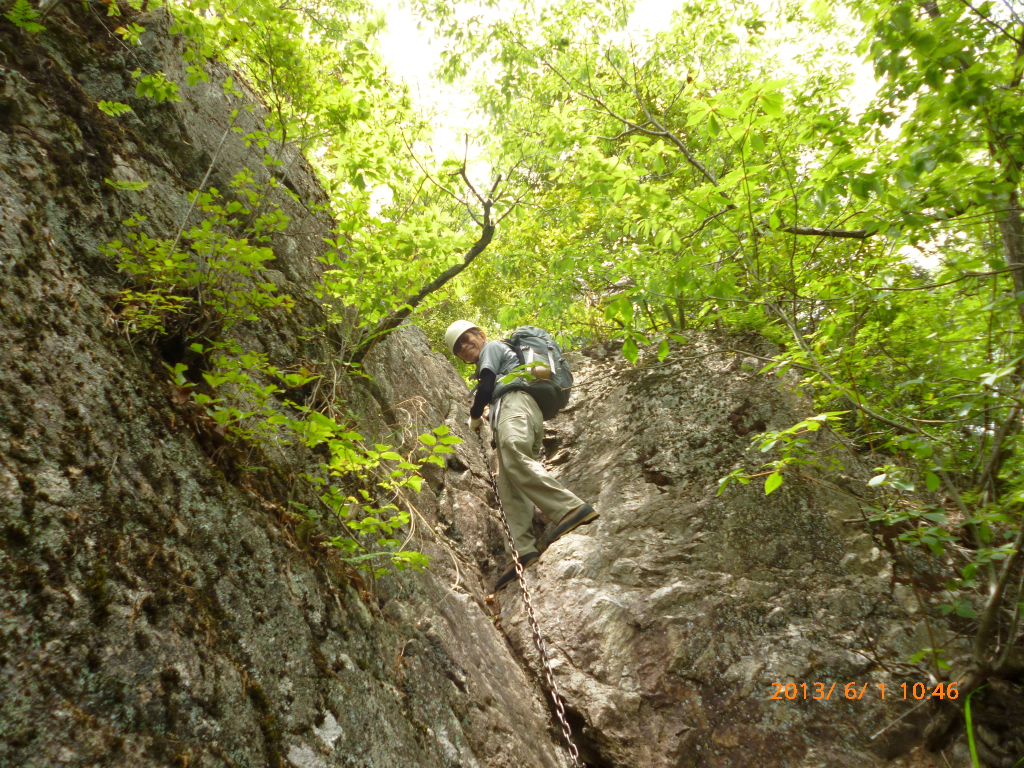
[496,341,955,768]
[0,11,568,768]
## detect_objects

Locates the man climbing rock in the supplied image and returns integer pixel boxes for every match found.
[445,320,599,591]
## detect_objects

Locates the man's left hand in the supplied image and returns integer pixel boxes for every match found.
[468,417,483,433]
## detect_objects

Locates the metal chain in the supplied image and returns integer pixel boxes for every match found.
[481,440,584,768]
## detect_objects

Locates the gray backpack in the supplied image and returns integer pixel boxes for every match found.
[492,326,573,420]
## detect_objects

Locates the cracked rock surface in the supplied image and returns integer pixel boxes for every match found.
[495,341,963,768]
[0,11,566,768]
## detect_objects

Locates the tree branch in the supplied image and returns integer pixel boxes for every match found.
[535,47,719,185]
[348,206,495,365]
[781,225,872,239]
[975,521,1024,662]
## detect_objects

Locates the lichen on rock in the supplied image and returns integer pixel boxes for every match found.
[0,10,569,768]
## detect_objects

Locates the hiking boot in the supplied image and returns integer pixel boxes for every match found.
[539,503,599,550]
[493,550,539,592]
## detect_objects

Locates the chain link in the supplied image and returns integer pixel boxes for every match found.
[482,442,584,768]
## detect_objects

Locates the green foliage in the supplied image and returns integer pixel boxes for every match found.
[132,69,181,103]
[310,423,461,572]
[909,647,951,672]
[296,419,459,572]
[105,168,293,334]
[718,413,848,496]
[161,0,507,357]
[4,0,45,33]
[98,100,134,117]
[108,157,449,578]
[115,22,146,44]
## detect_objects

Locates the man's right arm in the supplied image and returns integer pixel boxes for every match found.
[470,369,495,419]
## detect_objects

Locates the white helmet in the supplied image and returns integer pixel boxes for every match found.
[445,320,480,355]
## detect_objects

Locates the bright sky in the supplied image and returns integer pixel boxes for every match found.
[371,1,944,270]
[373,0,694,162]
[375,0,880,153]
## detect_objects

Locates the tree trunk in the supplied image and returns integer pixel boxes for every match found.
[996,189,1024,327]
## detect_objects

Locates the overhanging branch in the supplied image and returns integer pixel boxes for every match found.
[781,225,873,239]
[348,203,495,366]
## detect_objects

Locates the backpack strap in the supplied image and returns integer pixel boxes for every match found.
[503,338,525,366]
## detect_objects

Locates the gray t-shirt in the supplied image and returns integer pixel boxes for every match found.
[476,340,519,382]
[476,340,520,427]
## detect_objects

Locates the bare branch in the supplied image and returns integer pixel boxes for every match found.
[597,124,650,141]
[458,166,489,209]
[975,521,1024,662]
[495,192,528,224]
[533,47,719,186]
[399,129,473,208]
[349,218,495,365]
[781,225,872,239]
[347,135,507,363]
[488,174,504,199]
[953,0,1021,44]
[169,113,239,260]
[854,265,1024,293]
[996,559,1024,671]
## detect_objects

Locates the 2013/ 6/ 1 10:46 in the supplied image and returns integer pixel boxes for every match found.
[769,681,959,701]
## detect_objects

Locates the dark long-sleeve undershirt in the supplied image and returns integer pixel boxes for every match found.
[470,369,495,419]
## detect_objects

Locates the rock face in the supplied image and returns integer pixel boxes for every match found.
[496,342,953,768]
[0,9,980,768]
[0,11,568,768]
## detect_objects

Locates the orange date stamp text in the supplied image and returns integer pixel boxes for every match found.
[769,681,959,701]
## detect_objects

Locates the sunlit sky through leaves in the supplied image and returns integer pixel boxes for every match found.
[369,0,939,266]
[374,0,880,154]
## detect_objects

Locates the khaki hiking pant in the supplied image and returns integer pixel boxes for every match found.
[493,390,584,558]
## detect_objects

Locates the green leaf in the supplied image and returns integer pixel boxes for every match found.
[4,0,45,32]
[622,337,638,364]
[966,684,989,768]
[98,100,133,117]
[956,601,976,619]
[657,338,669,361]
[707,113,721,137]
[135,71,181,103]
[925,472,941,492]
[759,92,785,118]
[418,434,437,446]
[764,472,783,495]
